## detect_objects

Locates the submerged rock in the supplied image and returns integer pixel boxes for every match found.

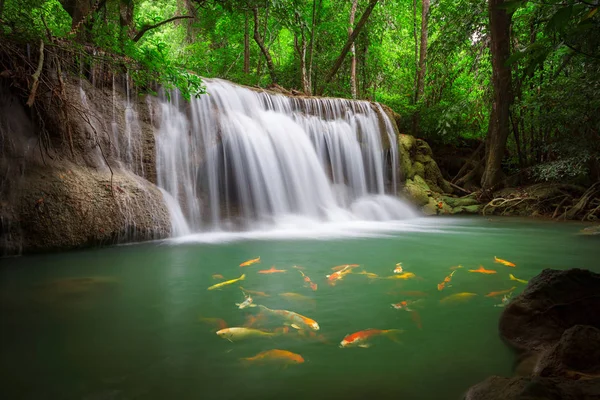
[579,225,600,236]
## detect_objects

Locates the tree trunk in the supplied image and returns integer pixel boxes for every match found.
[318,0,378,95]
[252,7,277,84]
[300,31,309,94]
[0,0,5,20]
[349,0,358,99]
[306,0,318,95]
[244,11,250,74]
[481,0,512,190]
[412,0,418,103]
[412,0,430,135]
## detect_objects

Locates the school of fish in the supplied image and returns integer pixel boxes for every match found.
[203,255,525,366]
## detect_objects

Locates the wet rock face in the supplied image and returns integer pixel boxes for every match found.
[499,268,600,352]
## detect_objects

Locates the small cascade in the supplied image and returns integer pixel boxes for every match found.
[157,78,416,234]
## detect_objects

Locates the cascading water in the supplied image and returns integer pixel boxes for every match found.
[157,78,417,235]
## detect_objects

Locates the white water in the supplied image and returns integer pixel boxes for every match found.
[157,79,417,235]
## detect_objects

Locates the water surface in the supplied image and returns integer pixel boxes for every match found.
[1,217,598,400]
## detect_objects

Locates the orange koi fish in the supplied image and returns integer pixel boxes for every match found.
[297,270,318,291]
[212,274,224,280]
[240,287,270,297]
[468,266,497,274]
[240,257,260,267]
[391,300,413,311]
[331,264,360,272]
[340,329,404,348]
[494,256,516,267]
[393,263,403,274]
[326,265,353,286]
[485,286,517,298]
[437,270,456,291]
[240,349,304,367]
[258,266,287,274]
[258,305,319,330]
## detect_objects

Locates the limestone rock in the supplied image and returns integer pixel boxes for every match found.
[499,268,600,353]
[443,196,480,208]
[403,178,430,206]
[535,325,600,377]
[413,161,425,179]
[451,204,483,214]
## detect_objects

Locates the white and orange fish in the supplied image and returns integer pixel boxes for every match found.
[216,327,278,342]
[297,269,318,291]
[235,295,255,309]
[494,256,516,267]
[240,349,304,367]
[326,265,354,286]
[391,301,423,329]
[258,266,287,274]
[331,264,360,272]
[393,263,403,274]
[339,329,404,348]
[437,270,456,291]
[258,305,319,331]
[468,266,497,274]
[240,257,260,267]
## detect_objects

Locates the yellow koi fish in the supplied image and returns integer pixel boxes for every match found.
[440,292,478,304]
[509,273,528,284]
[240,349,304,366]
[468,266,497,274]
[384,272,416,280]
[207,274,245,290]
[258,305,319,330]
[216,327,278,342]
[494,256,516,267]
[240,257,260,267]
[356,270,379,279]
[485,286,517,298]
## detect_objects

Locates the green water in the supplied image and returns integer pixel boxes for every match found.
[1,217,599,400]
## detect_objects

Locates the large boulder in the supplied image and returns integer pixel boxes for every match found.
[499,268,600,352]
[465,375,600,400]
[403,177,431,206]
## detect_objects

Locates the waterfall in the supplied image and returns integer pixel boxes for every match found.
[157,78,416,234]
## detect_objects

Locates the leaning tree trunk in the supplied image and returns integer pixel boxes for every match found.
[253,7,277,84]
[349,0,358,99]
[244,11,250,74]
[481,0,512,190]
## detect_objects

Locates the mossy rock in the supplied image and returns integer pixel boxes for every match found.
[403,178,430,206]
[415,139,433,156]
[443,196,480,208]
[413,161,425,179]
[399,134,416,153]
[451,204,483,214]
[415,153,433,164]
[579,225,600,236]
[398,142,414,181]
[422,197,450,215]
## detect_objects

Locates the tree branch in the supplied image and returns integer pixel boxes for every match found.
[132,15,194,42]
[26,39,44,107]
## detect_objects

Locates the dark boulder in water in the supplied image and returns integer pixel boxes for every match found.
[466,269,600,400]
[499,268,600,352]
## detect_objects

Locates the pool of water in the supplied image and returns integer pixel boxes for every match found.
[1,216,599,400]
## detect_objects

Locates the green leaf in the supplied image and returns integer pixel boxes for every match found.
[545,5,573,33]
[498,1,528,13]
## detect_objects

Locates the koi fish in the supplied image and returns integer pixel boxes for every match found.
[297,270,318,291]
[509,273,528,284]
[384,272,416,280]
[278,292,316,306]
[199,317,228,331]
[243,313,267,328]
[391,300,413,311]
[494,294,512,308]
[356,270,379,279]
[240,287,270,297]
[340,329,404,348]
[450,265,464,271]
[212,274,224,280]
[393,263,403,274]
[207,274,245,290]
[292,265,305,271]
[258,305,319,331]
[437,270,456,291]
[494,256,516,267]
[240,257,260,267]
[240,349,304,366]
[331,264,360,272]
[216,327,278,342]
[468,266,497,274]
[258,266,287,274]
[485,286,517,298]
[235,295,255,309]
[440,292,478,304]
[326,265,353,286]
